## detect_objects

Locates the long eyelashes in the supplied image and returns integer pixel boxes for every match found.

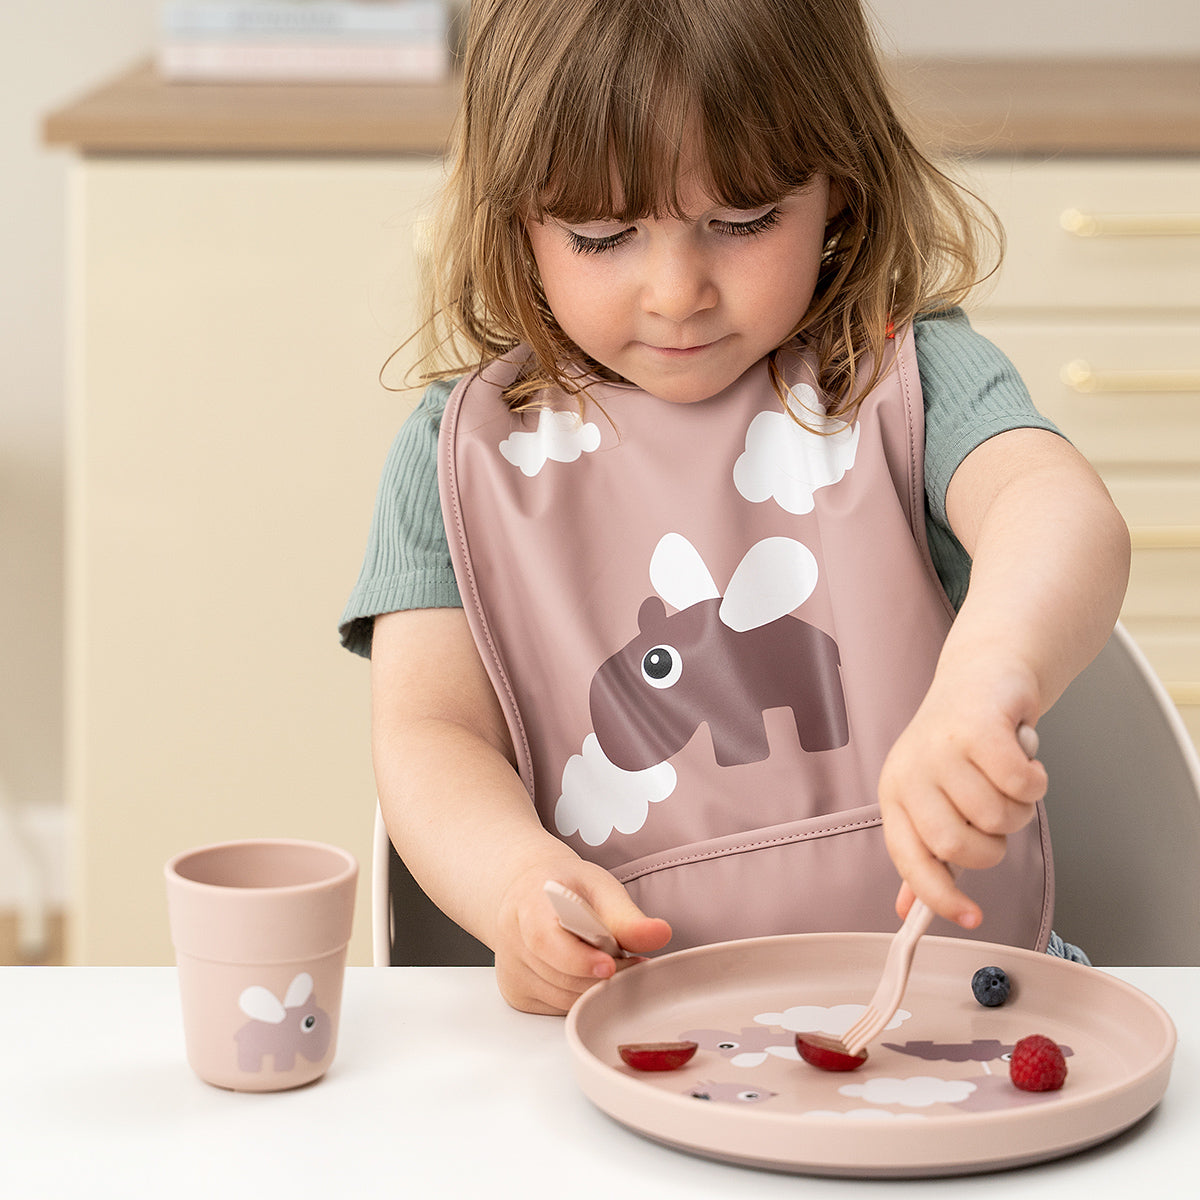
[713,208,782,238]
[564,207,782,256]
[565,227,635,255]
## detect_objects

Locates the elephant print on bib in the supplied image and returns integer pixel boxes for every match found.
[589,534,848,770]
[554,533,848,846]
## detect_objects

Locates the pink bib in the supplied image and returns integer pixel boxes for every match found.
[440,332,1053,950]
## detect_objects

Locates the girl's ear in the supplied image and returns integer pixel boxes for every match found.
[825,178,846,222]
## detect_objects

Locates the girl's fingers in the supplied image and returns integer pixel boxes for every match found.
[883,805,983,929]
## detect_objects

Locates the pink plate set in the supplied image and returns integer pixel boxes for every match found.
[564,932,1176,1178]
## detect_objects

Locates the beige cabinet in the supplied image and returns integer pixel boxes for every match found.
[48,59,1198,964]
[64,154,443,964]
[963,158,1200,748]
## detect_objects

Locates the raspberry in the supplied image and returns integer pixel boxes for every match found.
[1010,1034,1067,1092]
[971,965,1011,1007]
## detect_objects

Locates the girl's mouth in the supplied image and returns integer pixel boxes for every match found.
[646,339,721,357]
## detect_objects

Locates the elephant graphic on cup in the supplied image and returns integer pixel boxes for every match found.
[234,972,331,1073]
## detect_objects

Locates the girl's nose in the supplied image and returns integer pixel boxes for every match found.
[641,242,718,323]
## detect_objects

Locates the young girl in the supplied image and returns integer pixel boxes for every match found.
[341,0,1129,1015]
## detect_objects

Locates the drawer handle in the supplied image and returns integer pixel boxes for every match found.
[1062,360,1200,394]
[1061,208,1200,238]
[1129,527,1200,550]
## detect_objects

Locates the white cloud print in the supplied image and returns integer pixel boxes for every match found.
[499,408,601,477]
[554,734,677,846]
[804,1109,926,1121]
[733,383,860,513]
[839,1077,977,1108]
[756,1004,911,1038]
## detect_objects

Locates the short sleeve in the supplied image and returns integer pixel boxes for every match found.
[916,309,1064,608]
[338,379,463,658]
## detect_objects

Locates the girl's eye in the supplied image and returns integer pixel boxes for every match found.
[712,208,782,238]
[560,206,781,255]
[564,226,635,256]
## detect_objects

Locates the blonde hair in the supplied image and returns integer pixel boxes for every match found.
[416,0,1000,418]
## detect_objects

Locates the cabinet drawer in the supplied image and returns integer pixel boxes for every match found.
[1103,473,1200,528]
[967,318,1200,467]
[1119,621,1200,752]
[958,160,1200,311]
[1124,622,1200,684]
[1122,545,1200,621]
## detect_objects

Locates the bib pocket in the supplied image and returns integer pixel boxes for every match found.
[613,802,1052,953]
[613,805,899,950]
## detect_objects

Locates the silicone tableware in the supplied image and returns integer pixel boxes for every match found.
[837,895,940,1058]
[544,880,636,958]
[839,722,1041,1058]
[565,932,1176,1178]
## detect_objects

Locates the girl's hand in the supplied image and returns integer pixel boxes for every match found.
[493,862,672,1015]
[877,669,1047,931]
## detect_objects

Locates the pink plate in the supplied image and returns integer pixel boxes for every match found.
[565,933,1176,1177]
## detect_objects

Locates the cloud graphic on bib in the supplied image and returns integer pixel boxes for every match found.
[499,409,601,477]
[733,384,860,513]
[554,734,677,846]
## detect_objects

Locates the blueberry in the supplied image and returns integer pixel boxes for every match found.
[971,965,1011,1007]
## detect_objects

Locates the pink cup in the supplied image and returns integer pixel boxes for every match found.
[165,838,357,1092]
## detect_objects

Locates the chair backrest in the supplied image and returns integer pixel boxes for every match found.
[1035,623,1200,966]
[372,623,1200,967]
[372,804,493,967]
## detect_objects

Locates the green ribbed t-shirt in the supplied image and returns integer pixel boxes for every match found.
[339,309,1060,658]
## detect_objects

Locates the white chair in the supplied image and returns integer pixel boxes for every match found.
[373,623,1200,967]
[1034,622,1200,966]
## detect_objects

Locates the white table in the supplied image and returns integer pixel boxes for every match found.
[1,967,1193,1198]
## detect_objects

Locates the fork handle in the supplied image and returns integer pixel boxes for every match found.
[892,897,936,952]
[884,727,1035,963]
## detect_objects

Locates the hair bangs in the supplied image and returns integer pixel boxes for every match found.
[531,2,820,225]
[419,0,1003,418]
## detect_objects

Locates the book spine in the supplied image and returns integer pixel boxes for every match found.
[160,2,447,39]
[158,39,449,82]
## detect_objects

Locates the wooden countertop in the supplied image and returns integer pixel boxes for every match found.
[43,59,457,155]
[44,56,1200,157]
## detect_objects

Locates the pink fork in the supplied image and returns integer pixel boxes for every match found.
[837,723,1040,1058]
[543,879,637,958]
[838,895,938,1057]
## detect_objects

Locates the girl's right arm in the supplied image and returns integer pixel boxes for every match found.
[370,607,671,1014]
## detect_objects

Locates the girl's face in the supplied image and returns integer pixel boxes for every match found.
[525,168,838,405]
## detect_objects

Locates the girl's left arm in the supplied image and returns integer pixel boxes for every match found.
[878,427,1131,929]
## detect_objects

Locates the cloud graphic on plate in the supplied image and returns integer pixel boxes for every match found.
[499,408,601,477]
[804,1109,927,1121]
[755,1004,911,1037]
[733,384,860,514]
[728,1046,803,1069]
[839,1077,977,1108]
[554,733,677,846]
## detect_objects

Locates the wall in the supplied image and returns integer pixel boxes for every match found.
[866,0,1196,56]
[1,1,160,910]
[2,1,1198,917]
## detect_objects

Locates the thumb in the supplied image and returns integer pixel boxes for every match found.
[589,882,673,956]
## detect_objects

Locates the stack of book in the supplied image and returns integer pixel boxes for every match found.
[157,0,452,83]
